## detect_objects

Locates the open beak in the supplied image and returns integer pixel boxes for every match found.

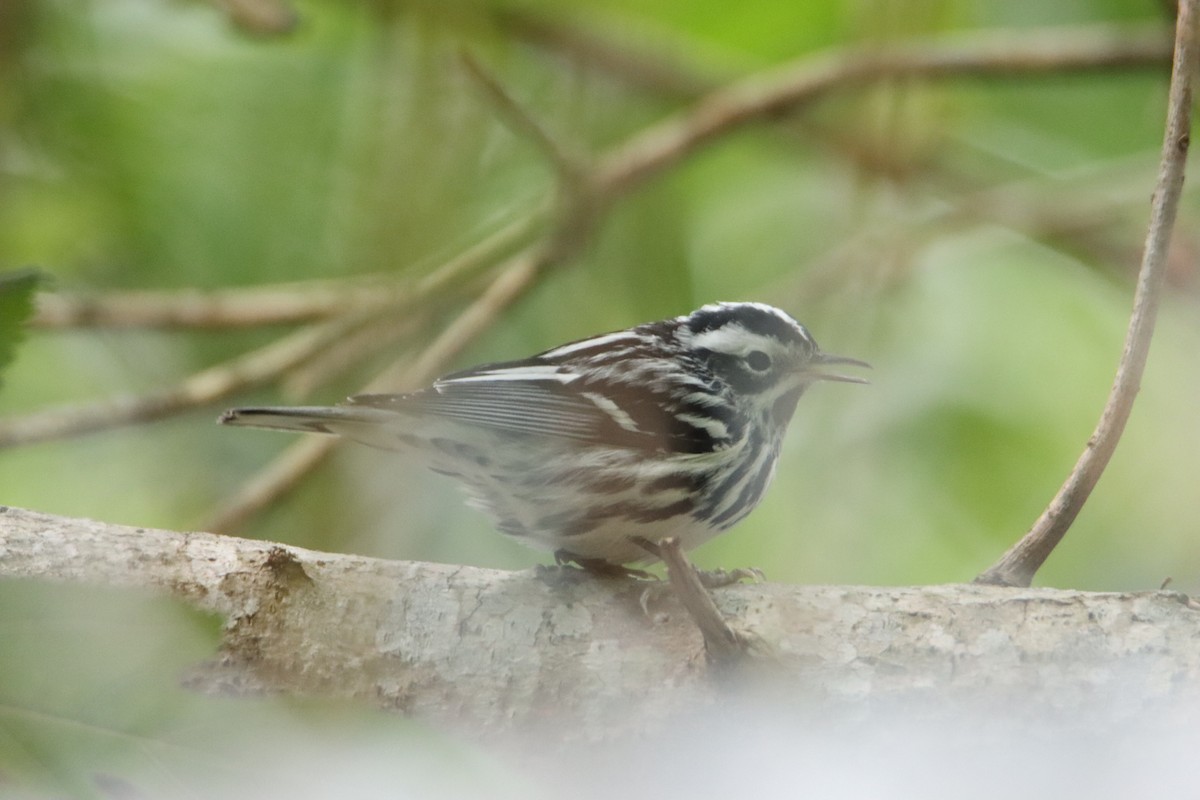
[805,351,871,384]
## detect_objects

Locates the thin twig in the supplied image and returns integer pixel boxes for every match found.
[411,208,549,297]
[976,2,1196,587]
[0,314,372,449]
[401,248,548,386]
[459,52,585,185]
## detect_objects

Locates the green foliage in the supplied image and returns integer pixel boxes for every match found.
[0,582,516,798]
[0,268,42,391]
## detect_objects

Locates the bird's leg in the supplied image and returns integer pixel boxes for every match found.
[629,536,762,587]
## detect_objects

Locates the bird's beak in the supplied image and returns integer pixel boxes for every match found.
[804,351,871,384]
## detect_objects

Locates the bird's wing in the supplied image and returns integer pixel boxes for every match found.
[347,358,671,450]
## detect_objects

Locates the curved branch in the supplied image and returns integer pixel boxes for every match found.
[976,2,1196,587]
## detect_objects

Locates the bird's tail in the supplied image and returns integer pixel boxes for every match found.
[218,406,398,436]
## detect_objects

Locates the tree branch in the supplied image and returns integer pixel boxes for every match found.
[0,313,371,448]
[30,279,397,330]
[2,505,1198,739]
[592,23,1172,199]
[976,1,1196,587]
[29,212,543,332]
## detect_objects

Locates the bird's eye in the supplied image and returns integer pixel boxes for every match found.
[745,350,771,371]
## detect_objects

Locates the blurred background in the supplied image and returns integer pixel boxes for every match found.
[1,0,1198,794]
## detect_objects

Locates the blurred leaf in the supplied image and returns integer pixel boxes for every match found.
[0,268,43,391]
[0,581,515,798]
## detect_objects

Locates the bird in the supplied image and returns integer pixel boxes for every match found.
[219,302,867,572]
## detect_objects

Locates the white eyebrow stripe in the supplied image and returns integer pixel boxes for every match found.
[541,331,644,359]
[581,391,642,433]
[689,324,762,354]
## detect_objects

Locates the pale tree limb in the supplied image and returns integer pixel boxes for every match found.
[976,0,1196,587]
[2,505,1199,739]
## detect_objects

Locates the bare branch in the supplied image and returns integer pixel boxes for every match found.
[31,279,397,330]
[976,2,1196,587]
[0,314,370,448]
[592,23,1171,200]
[30,212,544,332]
[401,246,549,387]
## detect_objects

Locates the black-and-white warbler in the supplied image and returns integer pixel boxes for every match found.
[219,302,867,569]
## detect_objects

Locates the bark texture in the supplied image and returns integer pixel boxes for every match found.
[2,505,1197,740]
